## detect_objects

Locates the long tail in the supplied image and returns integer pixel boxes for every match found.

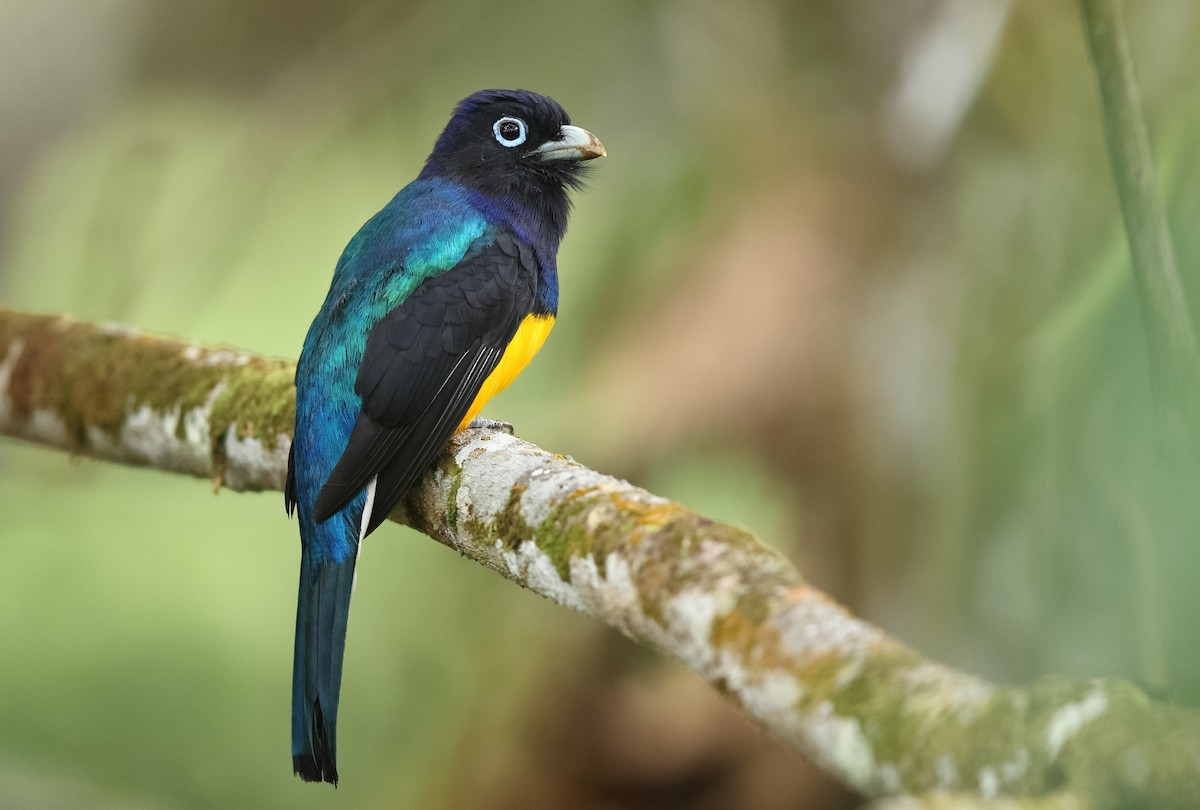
[291,548,356,785]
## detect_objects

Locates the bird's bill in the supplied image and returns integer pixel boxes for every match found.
[534,125,606,161]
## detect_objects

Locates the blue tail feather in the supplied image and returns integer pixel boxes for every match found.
[292,548,356,785]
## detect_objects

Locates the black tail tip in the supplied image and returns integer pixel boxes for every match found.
[293,753,339,787]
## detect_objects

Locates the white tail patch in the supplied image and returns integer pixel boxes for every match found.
[353,476,377,593]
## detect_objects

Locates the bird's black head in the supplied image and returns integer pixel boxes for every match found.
[419,89,605,244]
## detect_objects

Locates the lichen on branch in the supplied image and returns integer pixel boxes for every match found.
[0,308,294,491]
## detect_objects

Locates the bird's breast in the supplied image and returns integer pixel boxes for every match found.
[456,313,555,432]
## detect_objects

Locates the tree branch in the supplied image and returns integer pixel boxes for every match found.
[3,308,1199,808]
[0,308,294,492]
[866,793,1085,810]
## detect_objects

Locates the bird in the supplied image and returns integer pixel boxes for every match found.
[284,89,605,785]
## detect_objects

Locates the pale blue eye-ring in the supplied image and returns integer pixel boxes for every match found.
[493,117,527,147]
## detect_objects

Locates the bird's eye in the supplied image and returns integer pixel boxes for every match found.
[492,117,527,148]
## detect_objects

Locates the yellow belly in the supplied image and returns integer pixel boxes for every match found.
[456,313,555,432]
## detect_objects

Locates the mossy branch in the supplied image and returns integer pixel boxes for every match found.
[1078,0,1200,413]
[867,793,1085,810]
[3,308,1200,808]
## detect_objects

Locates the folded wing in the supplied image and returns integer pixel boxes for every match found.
[313,232,537,535]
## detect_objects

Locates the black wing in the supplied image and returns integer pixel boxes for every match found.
[313,232,538,535]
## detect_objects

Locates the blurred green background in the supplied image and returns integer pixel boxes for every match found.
[2,0,1199,807]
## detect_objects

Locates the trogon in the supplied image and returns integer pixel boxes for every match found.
[285,89,604,784]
